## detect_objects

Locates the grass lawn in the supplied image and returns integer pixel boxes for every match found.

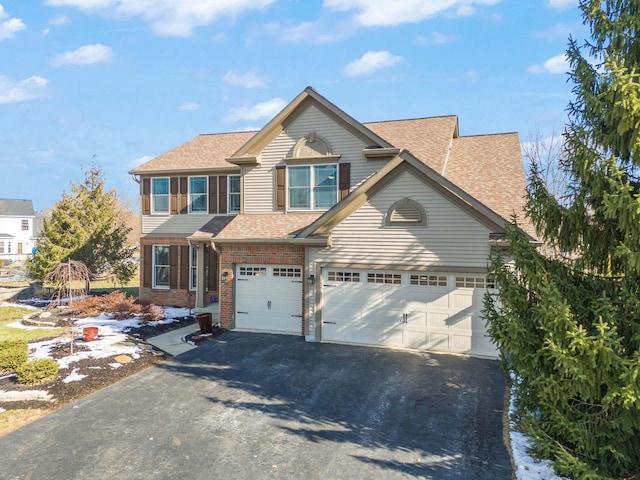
[0,306,67,342]
[0,409,50,437]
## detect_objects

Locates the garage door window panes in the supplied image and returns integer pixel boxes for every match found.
[410,274,447,287]
[367,273,402,284]
[328,271,360,282]
[239,266,266,277]
[273,267,302,278]
[456,276,495,288]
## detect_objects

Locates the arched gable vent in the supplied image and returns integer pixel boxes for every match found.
[293,132,332,157]
[385,198,427,226]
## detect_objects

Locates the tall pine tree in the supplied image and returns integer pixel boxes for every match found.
[485,1,640,478]
[28,166,136,285]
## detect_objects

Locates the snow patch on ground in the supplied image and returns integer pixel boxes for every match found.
[62,368,87,383]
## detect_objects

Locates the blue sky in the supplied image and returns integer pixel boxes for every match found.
[1,0,585,212]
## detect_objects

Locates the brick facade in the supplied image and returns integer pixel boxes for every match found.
[218,244,307,331]
[139,236,218,308]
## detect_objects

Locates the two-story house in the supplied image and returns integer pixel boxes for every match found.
[130,87,532,358]
[0,198,37,265]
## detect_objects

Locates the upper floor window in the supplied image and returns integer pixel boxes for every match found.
[189,176,208,213]
[151,178,169,214]
[288,164,337,210]
[0,242,4,254]
[21,219,28,231]
[229,175,240,213]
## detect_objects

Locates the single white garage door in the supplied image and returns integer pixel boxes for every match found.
[321,269,497,357]
[235,265,303,334]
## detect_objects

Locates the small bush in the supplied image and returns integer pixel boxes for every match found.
[139,304,163,324]
[71,291,143,320]
[16,358,59,384]
[0,339,28,373]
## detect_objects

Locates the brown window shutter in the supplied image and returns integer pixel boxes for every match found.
[206,246,218,292]
[169,245,178,289]
[170,177,179,214]
[143,244,152,288]
[142,178,151,215]
[209,176,218,214]
[179,177,188,214]
[275,165,286,211]
[339,163,351,201]
[180,245,189,290]
[218,175,228,214]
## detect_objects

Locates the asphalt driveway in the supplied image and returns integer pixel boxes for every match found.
[0,332,512,479]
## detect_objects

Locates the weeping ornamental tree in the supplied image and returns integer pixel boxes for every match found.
[484,1,640,478]
[28,166,136,286]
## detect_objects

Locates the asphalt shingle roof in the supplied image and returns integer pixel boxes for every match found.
[133,115,530,239]
[0,199,35,216]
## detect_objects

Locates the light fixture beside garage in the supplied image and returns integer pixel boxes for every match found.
[307,274,315,285]
[221,271,229,282]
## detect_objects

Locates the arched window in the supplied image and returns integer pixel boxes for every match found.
[292,132,332,157]
[385,198,427,226]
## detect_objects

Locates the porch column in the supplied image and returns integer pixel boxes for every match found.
[195,243,207,308]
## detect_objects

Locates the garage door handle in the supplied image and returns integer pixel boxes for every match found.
[323,321,336,324]
[323,284,338,287]
[291,315,302,318]
[237,278,249,281]
[237,311,248,314]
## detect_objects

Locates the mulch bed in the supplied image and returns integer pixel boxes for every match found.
[0,312,224,414]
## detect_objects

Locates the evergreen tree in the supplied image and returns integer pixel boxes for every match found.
[485,1,640,478]
[28,166,136,285]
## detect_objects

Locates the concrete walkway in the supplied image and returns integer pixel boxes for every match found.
[146,324,201,356]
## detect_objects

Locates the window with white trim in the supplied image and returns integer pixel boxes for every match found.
[153,245,170,288]
[0,242,4,254]
[367,273,402,285]
[288,164,337,210]
[21,219,28,231]
[410,274,447,287]
[151,178,169,214]
[189,176,208,213]
[328,271,360,282]
[228,175,240,213]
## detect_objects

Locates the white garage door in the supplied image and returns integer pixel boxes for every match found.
[235,265,303,334]
[321,269,497,357]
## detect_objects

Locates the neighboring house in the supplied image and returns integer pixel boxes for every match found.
[130,87,532,358]
[0,199,37,264]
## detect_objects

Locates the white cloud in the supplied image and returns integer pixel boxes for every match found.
[224,97,287,122]
[324,0,501,27]
[0,5,26,41]
[223,69,267,89]
[42,28,50,37]
[344,50,403,77]
[531,23,573,41]
[416,31,455,46]
[547,0,578,9]
[179,102,200,111]
[527,54,569,74]
[51,44,114,66]
[44,0,276,37]
[0,76,49,104]
[50,15,71,26]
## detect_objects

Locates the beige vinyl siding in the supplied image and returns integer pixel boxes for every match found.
[243,104,385,214]
[312,170,492,268]
[142,214,221,235]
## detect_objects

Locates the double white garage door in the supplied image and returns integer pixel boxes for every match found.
[234,264,497,357]
[322,269,497,357]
